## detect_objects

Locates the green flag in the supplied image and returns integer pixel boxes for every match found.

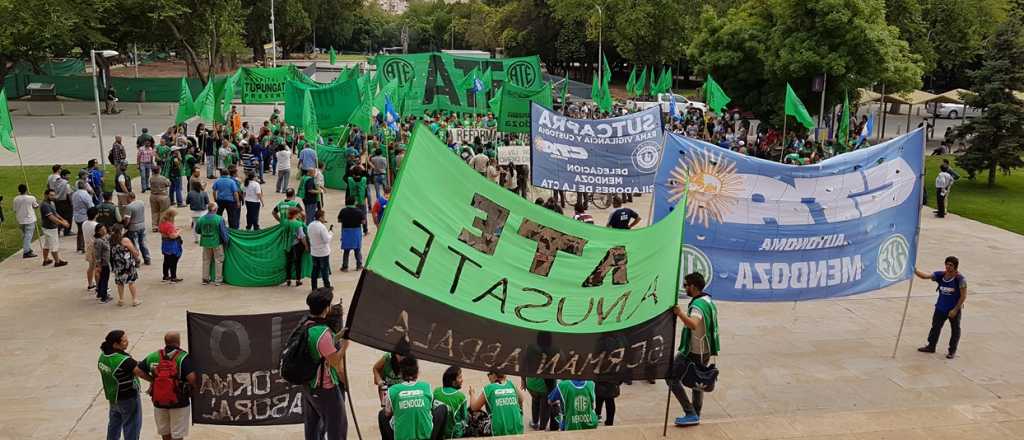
[598,78,613,113]
[625,66,636,98]
[636,66,648,97]
[838,91,850,148]
[602,55,612,87]
[784,83,816,129]
[0,89,16,152]
[174,77,195,124]
[329,47,337,65]
[560,75,570,107]
[219,71,240,122]
[703,74,731,116]
[480,68,493,92]
[590,71,601,106]
[302,89,319,142]
[459,67,481,90]
[194,80,217,123]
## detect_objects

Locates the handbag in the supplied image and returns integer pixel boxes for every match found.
[679,334,719,393]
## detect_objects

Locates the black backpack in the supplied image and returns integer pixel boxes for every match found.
[280,320,323,386]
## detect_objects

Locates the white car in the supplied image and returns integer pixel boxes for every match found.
[627,93,708,117]
[927,102,982,119]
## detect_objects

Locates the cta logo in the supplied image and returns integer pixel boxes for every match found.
[631,140,662,173]
[506,61,537,87]
[680,244,713,296]
[534,138,588,160]
[877,234,910,281]
[381,58,414,83]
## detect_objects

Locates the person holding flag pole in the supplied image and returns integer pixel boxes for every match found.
[782,83,816,162]
[1,89,46,258]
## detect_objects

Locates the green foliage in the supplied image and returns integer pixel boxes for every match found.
[952,13,1024,187]
[921,0,1010,89]
[924,155,1024,235]
[0,0,114,78]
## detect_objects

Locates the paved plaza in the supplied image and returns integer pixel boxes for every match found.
[1,114,1023,439]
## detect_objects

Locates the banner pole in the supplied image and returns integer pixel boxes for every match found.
[891,129,927,358]
[780,116,787,163]
[662,384,672,436]
[12,134,44,255]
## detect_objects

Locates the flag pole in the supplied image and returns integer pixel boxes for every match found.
[780,116,788,163]
[891,130,927,358]
[12,134,45,256]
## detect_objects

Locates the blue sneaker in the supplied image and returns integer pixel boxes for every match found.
[675,414,700,426]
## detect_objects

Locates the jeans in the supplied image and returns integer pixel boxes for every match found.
[666,351,710,417]
[218,200,240,229]
[202,247,224,283]
[927,307,962,353]
[126,230,150,262]
[276,169,291,193]
[302,386,348,440]
[19,223,34,254]
[139,163,153,191]
[304,201,319,224]
[311,255,331,289]
[245,201,261,230]
[285,243,304,281]
[97,265,111,300]
[271,154,278,176]
[170,176,183,206]
[372,174,386,201]
[205,155,216,178]
[358,204,368,233]
[936,188,947,217]
[341,248,363,270]
[106,397,142,440]
[163,253,180,279]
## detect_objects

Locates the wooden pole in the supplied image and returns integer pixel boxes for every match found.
[780,116,788,163]
[891,128,927,358]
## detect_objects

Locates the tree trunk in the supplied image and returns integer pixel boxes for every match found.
[165,18,207,84]
[988,163,997,187]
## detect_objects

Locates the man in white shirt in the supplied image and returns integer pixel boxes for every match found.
[470,147,489,175]
[307,208,333,290]
[275,145,292,193]
[935,165,954,218]
[13,184,39,258]
[71,181,95,252]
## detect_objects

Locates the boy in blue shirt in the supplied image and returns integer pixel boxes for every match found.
[914,256,967,359]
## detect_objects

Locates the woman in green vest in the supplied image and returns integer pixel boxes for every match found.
[547,379,598,431]
[378,356,448,440]
[668,272,720,427]
[471,371,525,436]
[98,330,152,440]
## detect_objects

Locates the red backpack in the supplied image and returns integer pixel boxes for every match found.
[151,349,183,406]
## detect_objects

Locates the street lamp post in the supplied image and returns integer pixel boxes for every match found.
[91,49,119,167]
[595,4,603,86]
[270,0,277,67]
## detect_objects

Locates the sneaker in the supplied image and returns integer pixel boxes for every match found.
[54,261,68,267]
[23,252,37,258]
[675,415,700,426]
[100,297,113,304]
[42,259,53,266]
[917,345,936,353]
[170,278,183,283]
[946,351,956,359]
[87,284,96,290]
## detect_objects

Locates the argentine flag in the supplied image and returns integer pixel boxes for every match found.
[857,114,874,146]
[384,95,400,132]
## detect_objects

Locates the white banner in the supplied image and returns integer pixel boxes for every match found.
[497,145,530,165]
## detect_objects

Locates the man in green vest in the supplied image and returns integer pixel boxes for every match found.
[138,331,197,440]
[471,371,525,436]
[668,272,720,427]
[98,329,151,440]
[547,379,598,431]
[379,356,447,440]
[302,288,350,440]
[345,167,369,233]
[433,366,469,439]
[195,202,229,285]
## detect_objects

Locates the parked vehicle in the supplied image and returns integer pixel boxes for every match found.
[927,102,982,119]
[627,93,708,117]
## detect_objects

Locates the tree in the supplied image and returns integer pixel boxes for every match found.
[885,0,936,74]
[953,12,1024,186]
[551,0,687,65]
[687,0,924,127]
[920,0,1010,90]
[0,0,112,79]
[150,0,247,83]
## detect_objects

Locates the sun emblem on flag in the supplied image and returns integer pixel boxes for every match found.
[667,148,743,228]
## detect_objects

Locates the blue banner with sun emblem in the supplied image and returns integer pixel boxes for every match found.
[652,129,925,301]
[530,103,665,193]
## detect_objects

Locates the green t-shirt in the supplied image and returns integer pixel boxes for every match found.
[306,324,339,389]
[388,381,434,440]
[525,377,548,394]
[181,154,196,177]
[557,380,598,430]
[483,380,523,436]
[195,214,224,248]
[379,353,402,386]
[432,386,467,438]
[346,176,367,204]
[276,199,300,222]
[157,145,172,176]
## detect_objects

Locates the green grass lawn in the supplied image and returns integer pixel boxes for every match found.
[0,164,137,258]
[924,155,1024,235]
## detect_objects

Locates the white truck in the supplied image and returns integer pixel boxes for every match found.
[627,93,708,117]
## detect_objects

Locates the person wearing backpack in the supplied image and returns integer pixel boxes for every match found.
[282,288,350,440]
[138,331,197,440]
[668,272,720,427]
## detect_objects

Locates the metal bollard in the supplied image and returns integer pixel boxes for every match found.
[26,102,32,116]
[242,105,246,116]
[59,102,65,116]
[91,124,97,138]
[169,105,173,116]
[137,103,142,116]
[50,123,56,138]
[132,123,138,137]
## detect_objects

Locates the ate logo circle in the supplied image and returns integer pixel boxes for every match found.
[506,61,537,88]
[381,58,414,84]
[877,233,910,281]
[679,245,713,297]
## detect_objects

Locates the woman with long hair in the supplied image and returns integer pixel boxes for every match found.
[158,209,184,283]
[109,224,142,306]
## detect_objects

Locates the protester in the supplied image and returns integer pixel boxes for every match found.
[138,331,196,440]
[185,180,209,244]
[470,147,489,175]
[470,371,525,436]
[935,164,954,218]
[243,172,264,230]
[607,196,641,229]
[149,166,172,232]
[275,145,292,193]
[338,197,365,271]
[83,207,100,290]
[39,188,70,267]
[300,288,350,440]
[522,377,556,431]
[115,163,132,206]
[298,141,319,177]
[283,207,308,287]
[94,225,116,303]
[138,140,156,192]
[54,169,75,236]
[123,193,151,266]
[109,224,142,307]
[345,167,369,233]
[308,209,333,290]
[298,169,321,225]
[13,184,39,258]
[572,204,594,224]
[196,202,229,285]
[159,210,184,283]
[98,330,151,440]
[95,191,123,229]
[88,159,105,204]
[668,272,720,427]
[594,380,620,426]
[547,379,598,430]
[434,366,470,439]
[915,257,967,359]
[369,148,389,201]
[373,352,406,406]
[274,188,304,223]
[371,188,389,227]
[378,356,447,440]
[72,181,96,252]
[212,168,242,229]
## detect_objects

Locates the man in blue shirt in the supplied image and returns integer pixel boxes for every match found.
[606,196,641,229]
[914,256,967,359]
[298,143,318,177]
[211,169,241,229]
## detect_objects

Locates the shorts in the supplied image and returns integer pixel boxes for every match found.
[85,242,96,265]
[41,228,60,251]
[154,406,190,438]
